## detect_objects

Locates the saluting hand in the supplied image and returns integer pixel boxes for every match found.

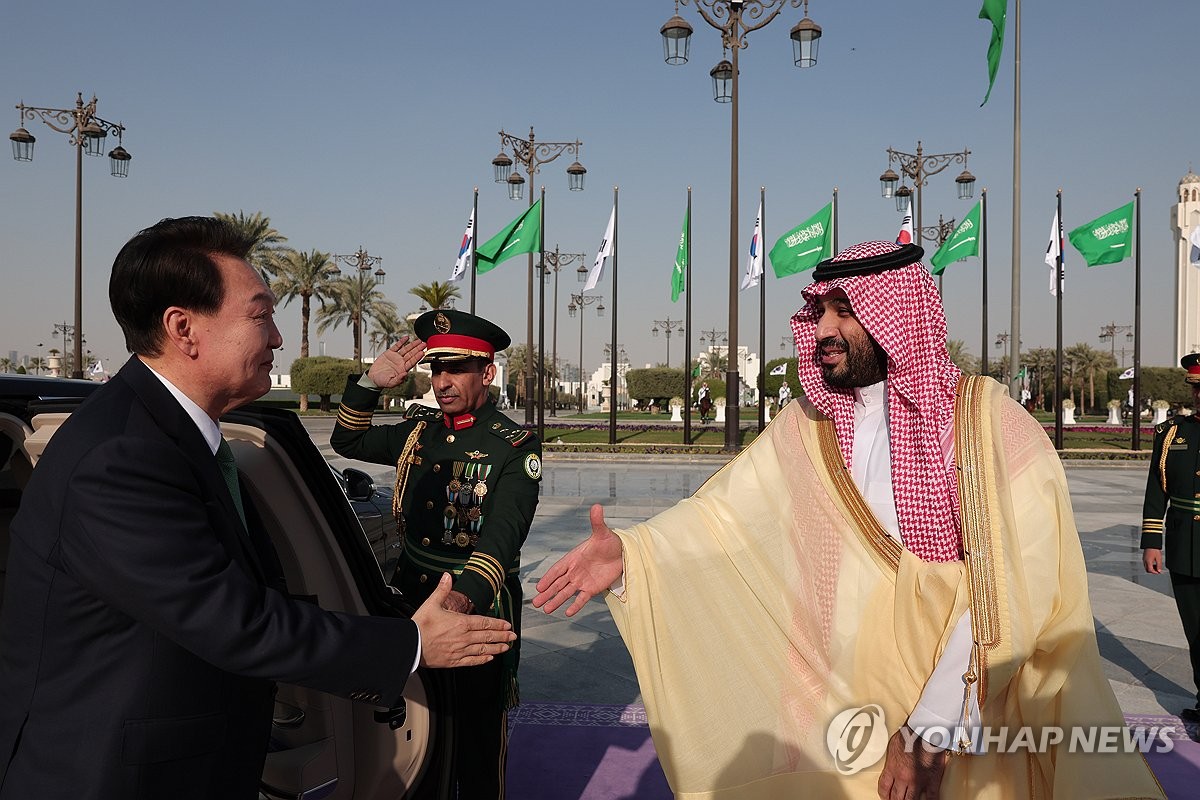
[367,335,427,389]
[413,574,515,668]
[532,504,624,617]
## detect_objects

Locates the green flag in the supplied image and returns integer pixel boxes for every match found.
[769,202,833,278]
[671,207,689,302]
[1067,202,1134,267]
[979,0,1007,106]
[475,199,543,275]
[691,362,701,378]
[929,201,982,275]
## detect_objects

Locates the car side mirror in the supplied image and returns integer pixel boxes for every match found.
[343,468,375,501]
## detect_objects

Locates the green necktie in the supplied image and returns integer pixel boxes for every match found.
[215,438,248,530]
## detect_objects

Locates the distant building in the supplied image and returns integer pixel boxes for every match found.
[1174,168,1200,361]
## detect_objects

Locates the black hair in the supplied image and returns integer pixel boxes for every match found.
[109,216,255,356]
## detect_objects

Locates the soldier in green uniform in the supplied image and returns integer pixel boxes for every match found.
[331,309,540,798]
[1142,352,1200,722]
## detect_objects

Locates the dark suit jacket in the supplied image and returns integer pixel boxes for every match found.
[1142,413,1200,576]
[0,356,418,800]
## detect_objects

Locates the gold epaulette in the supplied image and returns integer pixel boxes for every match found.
[485,419,535,447]
[335,404,373,431]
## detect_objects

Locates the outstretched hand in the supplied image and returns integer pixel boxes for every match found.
[412,574,515,668]
[532,504,624,617]
[367,335,427,389]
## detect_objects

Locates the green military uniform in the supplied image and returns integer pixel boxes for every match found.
[331,310,540,799]
[1141,352,1200,716]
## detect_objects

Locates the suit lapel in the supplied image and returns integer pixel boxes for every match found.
[117,356,269,582]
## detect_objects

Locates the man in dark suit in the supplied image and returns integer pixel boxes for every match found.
[1143,352,1200,722]
[0,216,515,800]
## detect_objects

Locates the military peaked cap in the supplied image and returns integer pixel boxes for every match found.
[415,309,510,363]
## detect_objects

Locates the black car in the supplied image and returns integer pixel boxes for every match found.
[0,374,453,799]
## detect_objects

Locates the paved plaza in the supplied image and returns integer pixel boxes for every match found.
[308,411,1194,719]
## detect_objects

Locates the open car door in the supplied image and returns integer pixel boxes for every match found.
[0,395,454,799]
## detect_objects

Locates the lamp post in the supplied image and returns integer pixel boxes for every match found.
[491,127,586,426]
[568,293,603,413]
[698,327,728,381]
[330,248,385,373]
[1098,321,1133,363]
[651,317,686,367]
[540,247,586,416]
[603,343,630,412]
[880,141,975,291]
[661,0,822,451]
[10,93,131,378]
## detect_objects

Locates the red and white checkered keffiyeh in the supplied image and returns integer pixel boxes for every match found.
[791,240,963,562]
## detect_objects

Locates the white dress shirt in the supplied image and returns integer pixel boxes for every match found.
[851,381,979,751]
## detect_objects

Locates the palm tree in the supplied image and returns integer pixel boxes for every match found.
[1065,343,1115,414]
[315,277,399,365]
[366,307,412,355]
[271,249,336,359]
[946,339,979,375]
[27,357,46,376]
[214,210,289,279]
[701,350,727,379]
[409,281,461,312]
[0,357,12,373]
[1020,347,1056,408]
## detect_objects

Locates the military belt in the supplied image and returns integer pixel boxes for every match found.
[403,538,519,576]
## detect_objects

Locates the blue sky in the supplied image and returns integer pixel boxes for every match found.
[2,0,1194,376]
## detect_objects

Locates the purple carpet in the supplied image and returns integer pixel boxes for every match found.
[508,706,1200,799]
[506,703,670,799]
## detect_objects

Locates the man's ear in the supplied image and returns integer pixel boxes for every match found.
[482,362,497,387]
[162,307,199,357]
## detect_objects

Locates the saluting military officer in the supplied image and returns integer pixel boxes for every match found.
[1142,352,1200,722]
[331,309,540,799]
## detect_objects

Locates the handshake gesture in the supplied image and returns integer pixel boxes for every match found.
[412,574,515,668]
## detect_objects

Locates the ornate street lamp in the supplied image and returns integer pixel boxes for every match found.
[541,247,586,416]
[568,293,603,413]
[651,316,686,366]
[331,247,385,373]
[489,126,586,425]
[660,0,823,451]
[10,93,131,378]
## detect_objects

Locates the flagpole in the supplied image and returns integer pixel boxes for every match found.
[725,35,741,453]
[1133,187,1142,451]
[608,186,619,446]
[832,187,839,254]
[1054,188,1064,450]
[981,188,989,378]
[684,186,693,445]
[1008,0,1022,401]
[758,186,767,433]
[537,187,546,442]
[470,187,478,315]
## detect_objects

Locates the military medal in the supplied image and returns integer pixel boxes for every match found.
[474,481,488,499]
[455,532,471,547]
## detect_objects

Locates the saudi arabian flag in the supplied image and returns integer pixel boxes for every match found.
[769,202,833,278]
[929,200,982,275]
[1067,202,1134,267]
[979,0,1007,106]
[476,199,543,274]
[672,207,689,302]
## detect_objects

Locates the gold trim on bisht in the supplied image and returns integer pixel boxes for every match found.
[954,374,1001,706]
[815,417,903,573]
